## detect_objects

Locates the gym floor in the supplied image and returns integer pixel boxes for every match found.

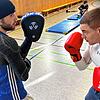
[8,1,99,100]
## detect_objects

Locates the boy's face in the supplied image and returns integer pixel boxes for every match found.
[0,12,17,31]
[80,24,100,45]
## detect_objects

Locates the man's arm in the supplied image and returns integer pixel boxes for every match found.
[20,38,32,59]
[20,12,44,59]
[0,34,30,81]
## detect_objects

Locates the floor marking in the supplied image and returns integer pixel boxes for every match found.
[29,49,45,60]
[25,71,56,88]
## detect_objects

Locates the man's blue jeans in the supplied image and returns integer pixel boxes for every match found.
[85,86,100,100]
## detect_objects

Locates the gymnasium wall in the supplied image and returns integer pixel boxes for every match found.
[12,0,84,16]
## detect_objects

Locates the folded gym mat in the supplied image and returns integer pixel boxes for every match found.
[67,14,81,20]
[47,19,80,34]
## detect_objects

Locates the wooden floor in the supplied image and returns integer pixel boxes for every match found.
[8,1,99,100]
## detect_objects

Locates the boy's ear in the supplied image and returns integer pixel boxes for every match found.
[97,27,100,34]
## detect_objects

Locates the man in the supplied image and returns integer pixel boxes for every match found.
[64,7,100,100]
[0,0,44,100]
[78,0,88,17]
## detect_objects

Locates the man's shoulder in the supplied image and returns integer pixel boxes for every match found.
[0,33,19,51]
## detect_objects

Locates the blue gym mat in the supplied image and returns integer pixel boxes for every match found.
[47,19,80,34]
[67,14,81,20]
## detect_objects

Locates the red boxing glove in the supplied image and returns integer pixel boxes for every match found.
[64,32,83,62]
[93,67,100,92]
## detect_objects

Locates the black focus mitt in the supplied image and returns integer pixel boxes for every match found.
[21,12,44,42]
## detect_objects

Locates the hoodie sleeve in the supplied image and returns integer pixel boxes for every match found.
[75,46,92,71]
[0,34,29,81]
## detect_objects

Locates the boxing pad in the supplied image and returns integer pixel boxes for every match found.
[64,32,83,62]
[21,12,44,42]
[93,67,100,91]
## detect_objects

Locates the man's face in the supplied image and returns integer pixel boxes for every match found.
[80,24,100,45]
[0,12,17,31]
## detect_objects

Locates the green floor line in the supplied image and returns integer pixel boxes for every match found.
[52,60,76,67]
[30,43,52,51]
[51,36,63,45]
[36,56,76,67]
[87,67,94,71]
[36,56,94,71]
[50,51,67,57]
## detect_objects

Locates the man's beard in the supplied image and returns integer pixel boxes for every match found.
[1,19,15,31]
[1,24,15,31]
